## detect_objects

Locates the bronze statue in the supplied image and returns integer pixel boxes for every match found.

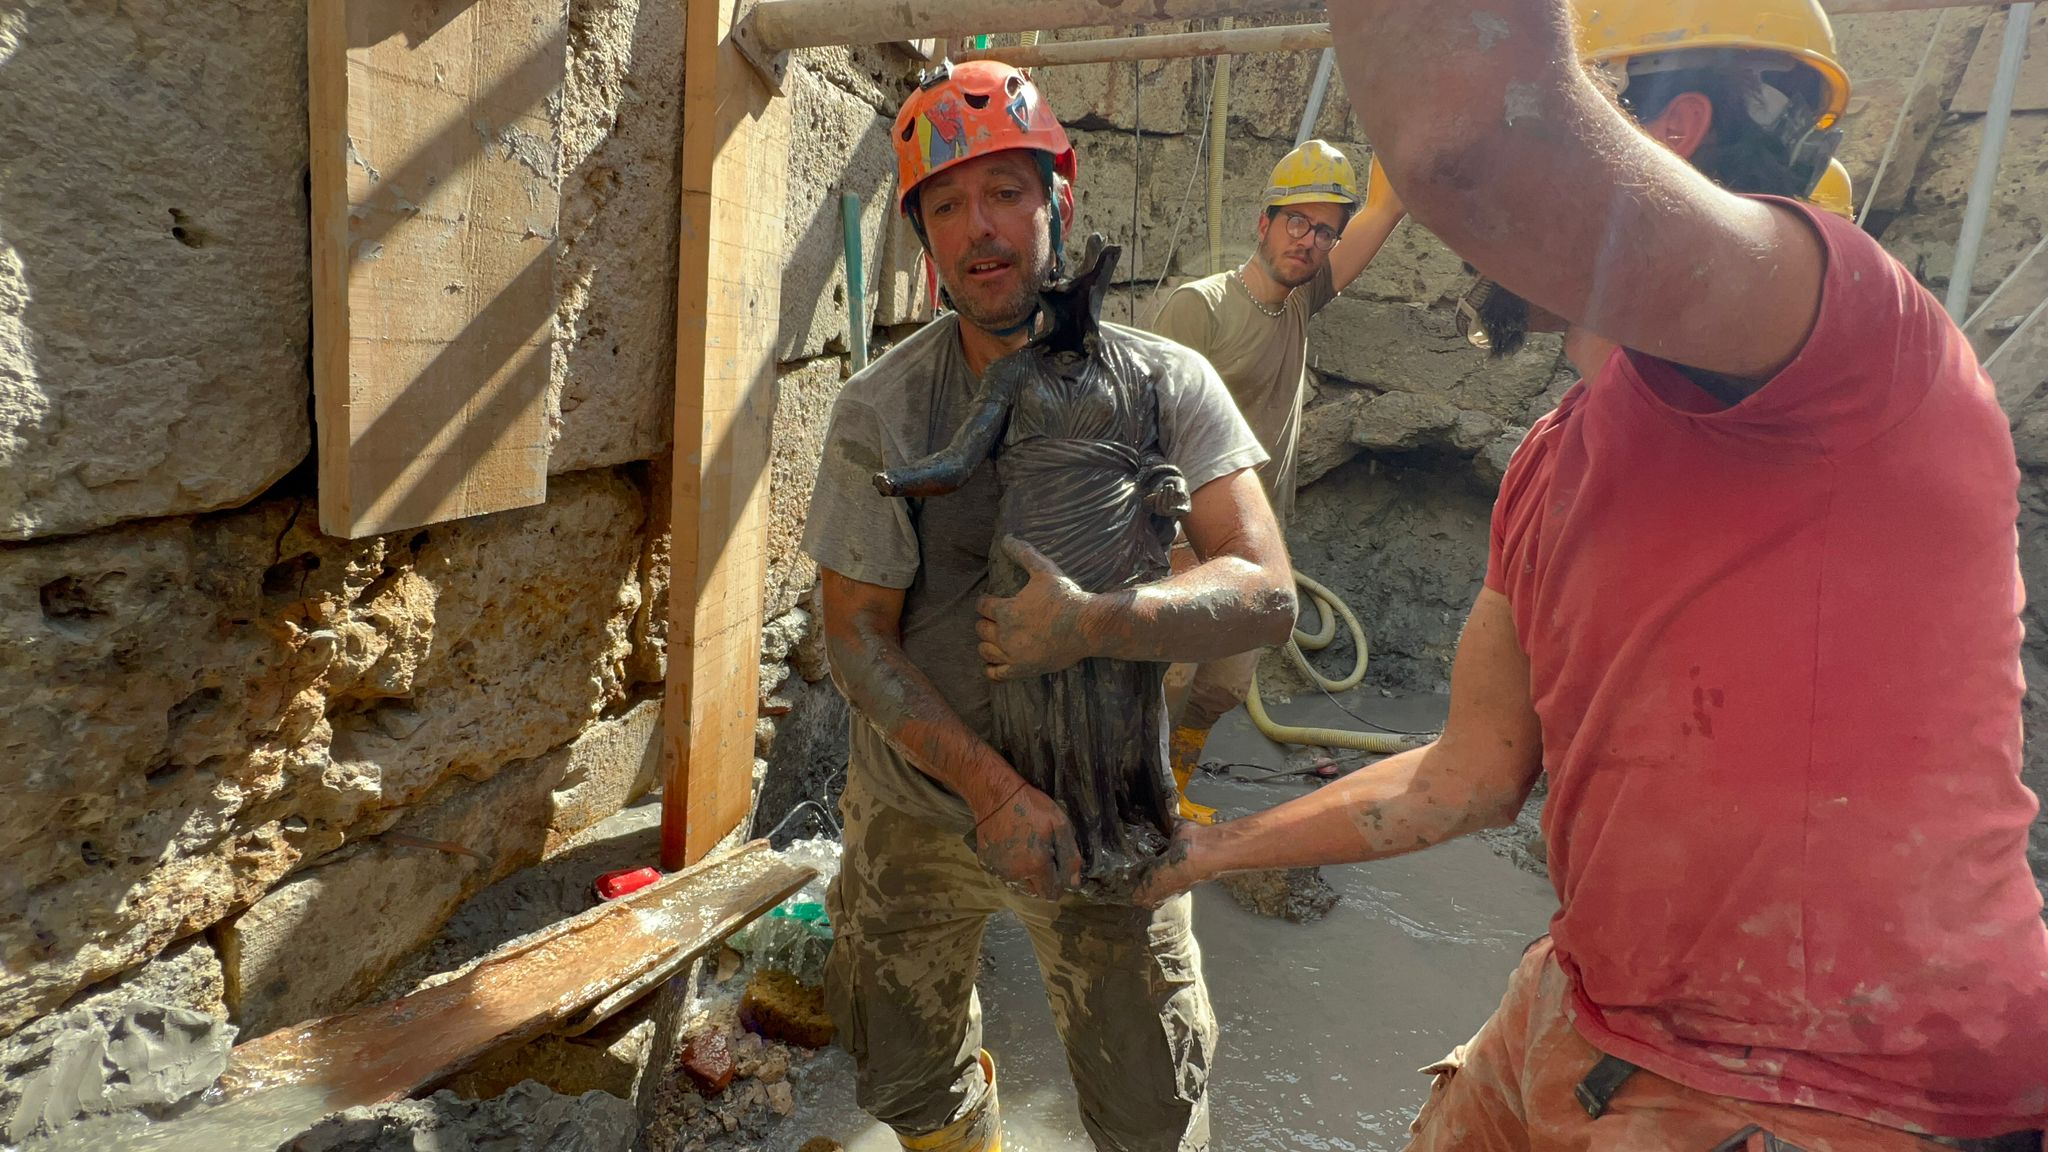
[876,237,1188,899]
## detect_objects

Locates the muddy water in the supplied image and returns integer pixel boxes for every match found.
[780,690,1559,1152]
[15,1082,341,1152]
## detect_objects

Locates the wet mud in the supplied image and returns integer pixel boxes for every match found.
[778,690,1559,1151]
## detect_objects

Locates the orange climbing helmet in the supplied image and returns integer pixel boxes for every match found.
[893,60,1078,217]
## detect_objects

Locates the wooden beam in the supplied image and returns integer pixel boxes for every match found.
[745,0,1322,54]
[662,0,790,869]
[961,23,1331,67]
[190,843,811,1149]
[308,0,560,539]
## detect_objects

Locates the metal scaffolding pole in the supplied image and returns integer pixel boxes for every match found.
[745,0,1321,53]
[959,23,1329,68]
[1829,0,2017,10]
[1295,47,1339,147]
[1945,1,2034,319]
[747,0,2006,60]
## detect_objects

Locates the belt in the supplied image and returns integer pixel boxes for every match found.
[1574,1055,2044,1152]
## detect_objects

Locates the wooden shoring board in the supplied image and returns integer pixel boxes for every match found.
[309,0,561,539]
[112,843,809,1152]
[662,0,790,867]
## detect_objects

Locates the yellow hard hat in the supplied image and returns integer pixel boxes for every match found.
[1571,0,1851,130]
[1265,140,1360,210]
[1810,157,1854,217]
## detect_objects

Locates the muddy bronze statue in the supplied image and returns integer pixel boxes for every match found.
[875,236,1189,900]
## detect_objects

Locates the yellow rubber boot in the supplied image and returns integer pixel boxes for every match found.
[899,1050,1002,1152]
[1169,726,1218,825]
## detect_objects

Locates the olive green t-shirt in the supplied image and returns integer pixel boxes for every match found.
[1151,262,1337,527]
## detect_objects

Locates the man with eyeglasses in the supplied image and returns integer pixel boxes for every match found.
[1150,139,1405,822]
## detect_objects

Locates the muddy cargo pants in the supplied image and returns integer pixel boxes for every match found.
[1407,937,2043,1152]
[824,778,1217,1152]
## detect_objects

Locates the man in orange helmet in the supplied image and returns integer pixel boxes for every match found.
[802,60,1297,1151]
[1141,0,2048,1148]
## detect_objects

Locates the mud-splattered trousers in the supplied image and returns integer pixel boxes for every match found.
[1407,938,2040,1152]
[824,776,1218,1151]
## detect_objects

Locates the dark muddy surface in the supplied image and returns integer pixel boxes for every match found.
[774,689,1558,1151]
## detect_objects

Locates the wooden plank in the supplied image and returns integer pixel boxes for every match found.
[1954,4,2048,112]
[310,0,561,539]
[662,0,790,868]
[95,843,811,1152]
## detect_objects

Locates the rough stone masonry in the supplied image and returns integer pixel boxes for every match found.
[0,0,925,1058]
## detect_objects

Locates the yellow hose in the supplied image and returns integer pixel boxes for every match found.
[1288,571,1365,692]
[1246,572,1435,755]
[1206,20,1231,276]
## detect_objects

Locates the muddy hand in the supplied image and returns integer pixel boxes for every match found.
[1132,822,1211,907]
[973,781,1085,900]
[977,537,1094,681]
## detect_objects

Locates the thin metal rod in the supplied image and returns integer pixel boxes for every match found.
[1133,57,1143,324]
[960,22,1329,68]
[747,0,1320,54]
[1149,62,1216,312]
[1828,0,2012,11]
[1964,231,2048,334]
[751,0,2006,58]
[1295,46,1338,147]
[1984,290,2048,375]
[1946,1,2034,318]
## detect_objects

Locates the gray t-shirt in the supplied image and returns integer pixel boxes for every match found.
[802,314,1268,831]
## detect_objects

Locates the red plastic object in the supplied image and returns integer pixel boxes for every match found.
[593,866,662,901]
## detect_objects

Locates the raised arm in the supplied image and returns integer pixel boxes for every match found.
[1325,156,1407,293]
[1331,0,1823,380]
[1137,586,1542,902]
[822,569,1081,897]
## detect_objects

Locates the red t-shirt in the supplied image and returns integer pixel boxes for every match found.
[1486,200,2048,1137]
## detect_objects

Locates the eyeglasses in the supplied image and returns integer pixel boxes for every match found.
[1279,210,1341,251]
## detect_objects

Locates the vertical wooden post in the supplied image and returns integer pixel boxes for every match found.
[662,0,789,868]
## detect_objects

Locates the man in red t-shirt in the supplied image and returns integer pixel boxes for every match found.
[1138,0,2048,1147]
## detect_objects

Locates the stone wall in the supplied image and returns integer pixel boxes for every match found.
[0,1,920,1049]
